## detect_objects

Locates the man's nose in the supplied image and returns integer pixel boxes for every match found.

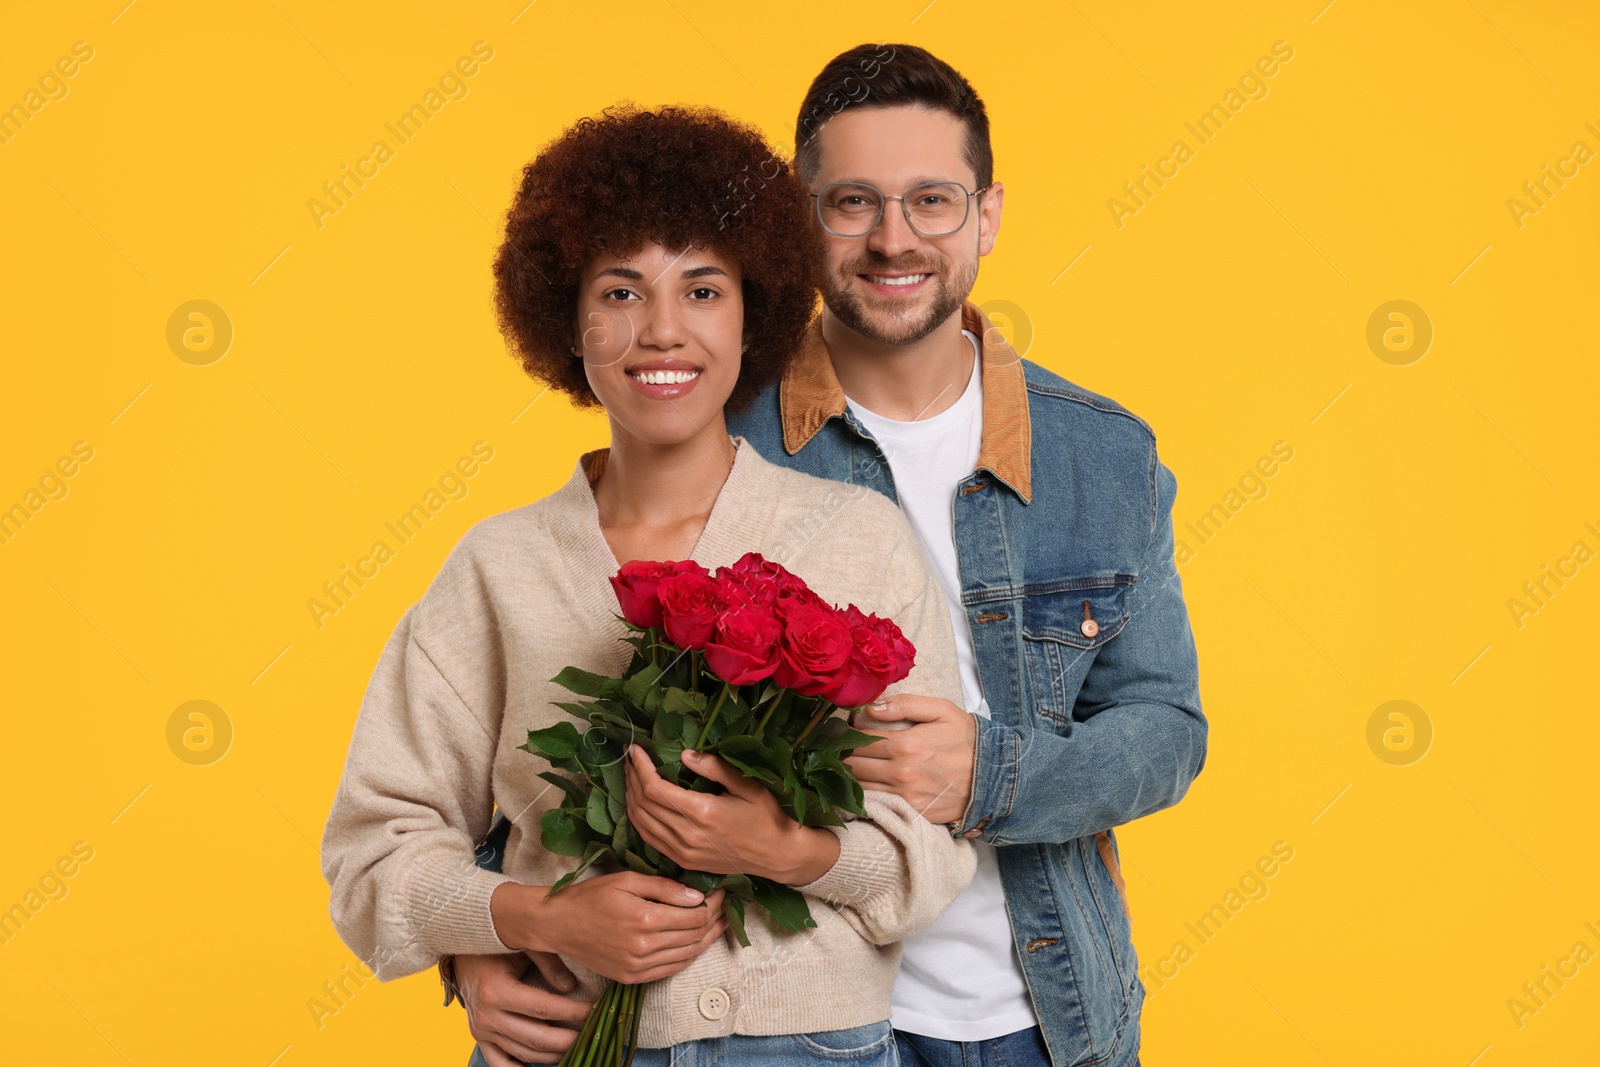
[866,201,920,260]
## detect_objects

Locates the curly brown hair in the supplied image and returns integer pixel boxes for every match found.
[492,105,820,411]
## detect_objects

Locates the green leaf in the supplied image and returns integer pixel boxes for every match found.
[752,879,817,931]
[537,771,589,806]
[678,869,724,895]
[600,755,627,822]
[718,751,782,787]
[720,873,755,900]
[805,717,880,752]
[550,845,614,893]
[622,850,658,876]
[611,810,632,854]
[521,722,581,761]
[550,666,612,697]
[623,663,664,709]
[662,688,707,716]
[539,808,588,857]
[723,896,750,948]
[585,787,615,835]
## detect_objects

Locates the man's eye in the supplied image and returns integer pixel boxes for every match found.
[918,195,950,207]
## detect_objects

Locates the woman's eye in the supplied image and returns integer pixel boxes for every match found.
[689,287,718,300]
[604,288,639,301]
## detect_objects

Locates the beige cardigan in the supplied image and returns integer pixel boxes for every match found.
[320,437,975,1045]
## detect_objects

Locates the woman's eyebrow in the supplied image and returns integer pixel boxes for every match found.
[682,266,729,279]
[596,266,644,280]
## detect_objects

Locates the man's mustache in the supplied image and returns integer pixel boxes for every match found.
[839,255,946,277]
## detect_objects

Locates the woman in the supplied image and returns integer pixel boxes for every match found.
[319,105,975,1066]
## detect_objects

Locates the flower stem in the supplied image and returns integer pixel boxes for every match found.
[623,984,643,1067]
[694,683,732,751]
[560,980,609,1067]
[752,697,779,739]
[793,697,833,746]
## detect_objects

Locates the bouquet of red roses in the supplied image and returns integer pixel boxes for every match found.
[519,552,915,1067]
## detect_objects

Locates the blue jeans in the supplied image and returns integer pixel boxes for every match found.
[897,1026,1140,1067]
[469,1019,898,1066]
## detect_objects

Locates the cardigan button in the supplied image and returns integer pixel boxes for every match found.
[698,987,730,1020]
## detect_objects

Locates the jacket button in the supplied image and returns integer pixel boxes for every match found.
[698,987,730,1020]
[962,828,983,839]
[1080,618,1100,638]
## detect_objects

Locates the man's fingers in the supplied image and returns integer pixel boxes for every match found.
[871,693,962,723]
[524,949,577,995]
[477,1040,527,1067]
[489,1007,586,1058]
[494,981,593,1025]
[844,754,898,784]
[842,730,897,759]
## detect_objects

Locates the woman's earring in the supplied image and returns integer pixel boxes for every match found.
[569,346,577,355]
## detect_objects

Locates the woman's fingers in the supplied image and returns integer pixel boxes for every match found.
[680,750,762,799]
[629,917,731,981]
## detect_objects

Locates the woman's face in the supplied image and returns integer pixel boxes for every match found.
[576,241,744,448]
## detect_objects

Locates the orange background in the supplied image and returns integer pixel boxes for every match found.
[2,2,1597,1064]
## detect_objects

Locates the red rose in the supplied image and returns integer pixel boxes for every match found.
[657,572,726,651]
[714,568,776,611]
[821,605,918,706]
[610,560,706,629]
[704,606,783,685]
[772,600,854,697]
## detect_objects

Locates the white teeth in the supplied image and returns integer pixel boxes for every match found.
[630,369,700,385]
[866,274,929,286]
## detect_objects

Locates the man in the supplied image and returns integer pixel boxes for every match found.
[450,44,1205,1067]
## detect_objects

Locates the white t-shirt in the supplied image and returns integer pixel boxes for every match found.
[844,330,1039,1041]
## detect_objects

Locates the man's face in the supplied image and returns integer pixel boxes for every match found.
[809,104,1002,346]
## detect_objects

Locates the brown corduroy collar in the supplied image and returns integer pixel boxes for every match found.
[778,300,1032,503]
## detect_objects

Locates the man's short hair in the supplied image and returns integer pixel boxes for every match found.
[793,43,993,190]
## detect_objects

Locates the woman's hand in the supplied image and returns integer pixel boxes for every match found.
[624,744,841,885]
[455,952,592,1066]
[490,872,727,985]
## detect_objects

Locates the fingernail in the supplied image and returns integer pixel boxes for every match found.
[685,888,703,902]
[683,749,700,762]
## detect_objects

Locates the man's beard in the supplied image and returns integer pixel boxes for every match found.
[821,252,978,346]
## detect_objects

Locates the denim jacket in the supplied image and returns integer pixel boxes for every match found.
[735,300,1205,1065]
[472,301,1206,1067]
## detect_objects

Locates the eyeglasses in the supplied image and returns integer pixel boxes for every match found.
[810,181,990,238]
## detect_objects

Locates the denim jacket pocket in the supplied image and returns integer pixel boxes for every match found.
[1020,576,1134,725]
[1020,576,1134,648]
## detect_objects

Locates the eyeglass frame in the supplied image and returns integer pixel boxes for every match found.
[808,180,992,238]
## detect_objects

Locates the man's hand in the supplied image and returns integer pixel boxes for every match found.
[489,872,727,985]
[844,694,976,825]
[455,952,592,1066]
[624,744,841,885]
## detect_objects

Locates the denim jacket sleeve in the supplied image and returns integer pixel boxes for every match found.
[955,458,1207,846]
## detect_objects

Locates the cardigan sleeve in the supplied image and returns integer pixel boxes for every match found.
[791,524,977,943]
[320,603,516,980]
